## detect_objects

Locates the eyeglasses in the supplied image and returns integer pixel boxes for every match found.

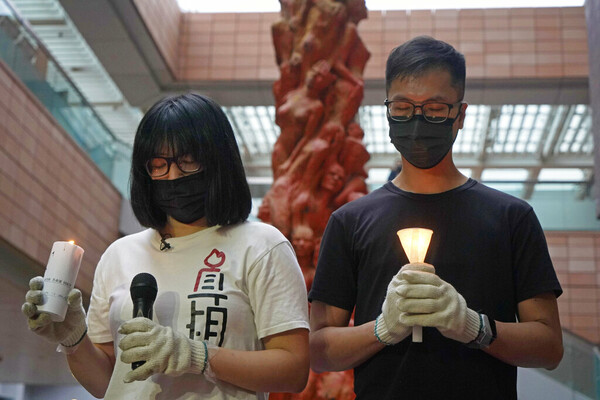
[384,99,461,123]
[145,156,202,178]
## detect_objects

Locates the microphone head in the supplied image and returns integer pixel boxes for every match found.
[130,273,158,302]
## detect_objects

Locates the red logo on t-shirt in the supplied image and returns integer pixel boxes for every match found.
[204,249,225,268]
[188,248,228,345]
[193,249,226,291]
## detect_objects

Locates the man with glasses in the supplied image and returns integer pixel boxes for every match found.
[308,36,563,399]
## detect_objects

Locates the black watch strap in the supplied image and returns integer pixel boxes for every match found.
[488,316,497,345]
[466,313,496,349]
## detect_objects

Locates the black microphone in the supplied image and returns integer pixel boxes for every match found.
[130,272,158,370]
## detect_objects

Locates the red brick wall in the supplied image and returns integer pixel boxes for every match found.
[0,59,121,295]
[133,0,182,77]
[178,12,278,81]
[176,7,588,82]
[548,231,600,343]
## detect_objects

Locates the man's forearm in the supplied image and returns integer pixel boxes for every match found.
[309,320,385,372]
[484,320,563,369]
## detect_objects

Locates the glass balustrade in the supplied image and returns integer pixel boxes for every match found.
[0,0,131,197]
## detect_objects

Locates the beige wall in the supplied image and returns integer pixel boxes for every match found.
[175,7,588,82]
[0,59,121,296]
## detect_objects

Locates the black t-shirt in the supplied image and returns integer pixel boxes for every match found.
[309,179,562,399]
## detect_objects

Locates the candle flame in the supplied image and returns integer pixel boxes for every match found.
[397,228,433,263]
[68,240,75,244]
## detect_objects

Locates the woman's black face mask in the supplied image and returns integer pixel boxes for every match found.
[388,114,459,170]
[152,171,207,224]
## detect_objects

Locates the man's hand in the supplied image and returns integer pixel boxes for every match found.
[21,276,87,347]
[118,318,208,383]
[375,263,435,345]
[397,270,480,344]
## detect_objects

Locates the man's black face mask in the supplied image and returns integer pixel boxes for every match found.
[388,114,459,170]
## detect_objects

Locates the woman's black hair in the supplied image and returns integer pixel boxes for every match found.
[385,35,466,100]
[130,93,252,229]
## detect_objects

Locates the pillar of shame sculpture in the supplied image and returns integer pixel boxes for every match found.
[263,1,370,399]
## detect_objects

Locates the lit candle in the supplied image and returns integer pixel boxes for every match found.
[37,241,84,322]
[397,228,433,343]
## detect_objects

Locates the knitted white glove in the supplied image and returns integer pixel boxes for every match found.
[375,263,435,345]
[397,269,480,344]
[21,276,88,348]
[118,317,209,383]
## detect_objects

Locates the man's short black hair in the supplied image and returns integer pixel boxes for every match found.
[385,35,466,100]
[130,93,252,229]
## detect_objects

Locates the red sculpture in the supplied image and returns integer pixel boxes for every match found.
[265,1,370,398]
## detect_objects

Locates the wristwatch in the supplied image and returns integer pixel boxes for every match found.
[466,313,497,349]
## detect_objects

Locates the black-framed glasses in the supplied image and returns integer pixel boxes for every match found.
[384,99,461,123]
[145,156,202,178]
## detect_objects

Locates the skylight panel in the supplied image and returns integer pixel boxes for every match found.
[481,168,529,181]
[538,168,584,182]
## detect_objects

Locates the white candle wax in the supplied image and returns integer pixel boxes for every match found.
[397,228,433,343]
[37,241,84,322]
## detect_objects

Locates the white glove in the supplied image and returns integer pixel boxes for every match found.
[397,269,480,344]
[118,317,209,383]
[21,276,88,348]
[375,263,435,345]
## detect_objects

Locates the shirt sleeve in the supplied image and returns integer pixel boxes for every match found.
[247,241,310,339]
[309,212,357,311]
[86,251,114,344]
[512,208,563,303]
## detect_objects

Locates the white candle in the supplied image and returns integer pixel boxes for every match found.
[37,241,84,322]
[397,228,433,343]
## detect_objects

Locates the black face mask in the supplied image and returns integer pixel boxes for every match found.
[388,114,458,169]
[152,172,207,224]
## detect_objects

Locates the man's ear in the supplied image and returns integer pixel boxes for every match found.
[457,102,468,130]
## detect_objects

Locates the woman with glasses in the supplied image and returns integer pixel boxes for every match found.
[22,93,310,399]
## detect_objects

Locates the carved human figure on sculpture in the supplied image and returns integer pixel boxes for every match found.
[291,225,316,290]
[291,0,347,83]
[323,75,364,128]
[258,174,296,238]
[339,122,369,178]
[292,160,345,237]
[273,60,336,179]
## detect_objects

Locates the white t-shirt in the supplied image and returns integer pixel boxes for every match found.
[87,221,309,400]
